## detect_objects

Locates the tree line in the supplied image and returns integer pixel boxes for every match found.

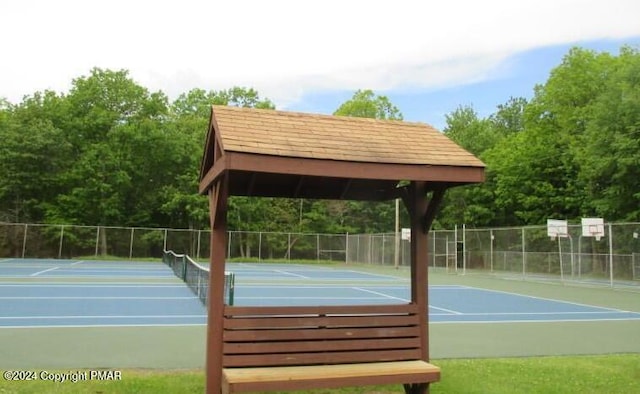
[0,45,638,236]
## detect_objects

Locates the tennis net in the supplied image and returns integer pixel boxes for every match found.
[162,250,235,306]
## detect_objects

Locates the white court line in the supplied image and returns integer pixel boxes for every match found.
[0,284,187,287]
[443,311,639,316]
[273,269,309,279]
[352,287,409,302]
[235,296,385,300]
[0,296,198,300]
[431,285,471,290]
[0,323,207,329]
[432,317,640,324]
[0,259,13,263]
[429,305,463,315]
[69,260,85,266]
[0,314,206,319]
[239,285,364,289]
[30,267,59,277]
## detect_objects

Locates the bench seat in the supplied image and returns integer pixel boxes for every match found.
[223,360,440,393]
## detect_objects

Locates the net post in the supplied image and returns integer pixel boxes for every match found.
[226,272,235,306]
[163,229,168,252]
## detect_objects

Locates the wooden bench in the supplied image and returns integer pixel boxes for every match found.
[221,303,440,394]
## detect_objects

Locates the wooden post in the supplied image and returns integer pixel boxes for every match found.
[403,182,446,394]
[407,182,429,362]
[206,174,229,394]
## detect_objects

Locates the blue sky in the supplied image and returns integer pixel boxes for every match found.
[288,39,639,130]
[2,1,640,132]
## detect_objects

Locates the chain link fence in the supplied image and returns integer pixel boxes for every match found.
[1,221,639,288]
[463,223,640,287]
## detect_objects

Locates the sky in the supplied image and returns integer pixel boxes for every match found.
[2,0,640,130]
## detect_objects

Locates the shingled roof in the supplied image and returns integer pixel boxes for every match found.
[199,106,484,201]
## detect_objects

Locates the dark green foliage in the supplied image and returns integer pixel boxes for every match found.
[439,45,640,226]
[1,45,638,233]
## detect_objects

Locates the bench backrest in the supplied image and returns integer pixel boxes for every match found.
[222,303,423,368]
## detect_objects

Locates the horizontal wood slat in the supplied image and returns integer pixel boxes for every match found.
[222,304,423,368]
[223,325,420,342]
[225,337,420,355]
[223,348,423,368]
[224,304,419,316]
[224,313,419,329]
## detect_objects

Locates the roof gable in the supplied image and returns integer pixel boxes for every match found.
[199,106,485,201]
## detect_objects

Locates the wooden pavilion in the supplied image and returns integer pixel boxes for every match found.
[198,105,485,393]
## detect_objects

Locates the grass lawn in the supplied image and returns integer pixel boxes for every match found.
[1,354,638,393]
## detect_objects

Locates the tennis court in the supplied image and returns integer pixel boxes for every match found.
[1,259,638,328]
[1,257,639,369]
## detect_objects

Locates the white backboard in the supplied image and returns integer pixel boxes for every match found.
[582,217,605,238]
[401,228,411,241]
[547,219,568,238]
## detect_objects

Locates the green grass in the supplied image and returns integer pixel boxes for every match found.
[2,355,639,393]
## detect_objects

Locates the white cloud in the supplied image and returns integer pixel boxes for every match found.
[1,0,639,106]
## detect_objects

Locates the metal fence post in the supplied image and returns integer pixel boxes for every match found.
[95,227,100,257]
[609,223,614,287]
[58,225,65,259]
[22,224,28,258]
[462,224,466,275]
[345,233,349,264]
[490,229,494,272]
[129,228,135,259]
[196,230,201,261]
[521,226,526,278]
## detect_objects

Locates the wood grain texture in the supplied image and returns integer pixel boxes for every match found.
[222,360,440,393]
[212,105,484,167]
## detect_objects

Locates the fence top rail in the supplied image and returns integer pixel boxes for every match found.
[0,222,205,232]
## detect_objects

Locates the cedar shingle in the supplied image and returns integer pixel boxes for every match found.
[212,106,484,167]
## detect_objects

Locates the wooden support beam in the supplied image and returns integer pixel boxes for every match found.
[404,180,446,381]
[206,174,229,394]
[199,156,227,195]
[423,186,446,233]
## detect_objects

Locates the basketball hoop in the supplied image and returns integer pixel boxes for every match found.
[547,219,568,240]
[582,218,605,241]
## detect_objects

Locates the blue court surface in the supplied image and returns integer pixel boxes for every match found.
[1,259,639,328]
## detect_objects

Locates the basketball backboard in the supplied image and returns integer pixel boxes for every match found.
[581,217,605,240]
[547,219,568,239]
